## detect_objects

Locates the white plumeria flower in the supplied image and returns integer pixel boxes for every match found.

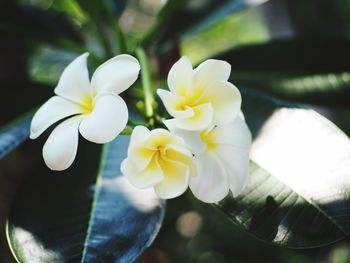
[30,53,140,171]
[157,56,241,131]
[164,114,251,203]
[121,126,196,199]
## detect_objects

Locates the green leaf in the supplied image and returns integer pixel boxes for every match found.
[285,0,350,37]
[216,90,350,248]
[219,38,350,106]
[142,0,269,46]
[182,7,269,65]
[232,71,350,107]
[6,136,165,262]
[0,112,33,160]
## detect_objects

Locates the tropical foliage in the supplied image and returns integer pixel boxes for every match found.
[2,0,350,262]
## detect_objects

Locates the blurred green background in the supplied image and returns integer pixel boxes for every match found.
[2,0,350,262]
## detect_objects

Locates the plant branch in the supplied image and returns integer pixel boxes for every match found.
[135,47,155,118]
[120,127,133,135]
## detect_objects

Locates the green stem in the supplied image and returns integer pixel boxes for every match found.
[135,47,155,118]
[120,127,133,135]
[127,119,146,127]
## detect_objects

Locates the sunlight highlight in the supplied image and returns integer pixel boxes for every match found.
[251,108,350,203]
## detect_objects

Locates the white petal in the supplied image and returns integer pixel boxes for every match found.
[167,56,194,96]
[129,125,150,143]
[212,116,251,195]
[190,154,229,203]
[164,144,196,177]
[213,114,252,148]
[42,115,82,171]
[201,81,241,125]
[154,158,190,199]
[91,54,140,95]
[54,53,91,104]
[215,145,250,196]
[176,103,214,131]
[193,59,231,87]
[164,119,206,155]
[79,95,128,144]
[121,158,164,189]
[143,128,184,150]
[157,89,194,118]
[30,96,84,139]
[127,126,154,171]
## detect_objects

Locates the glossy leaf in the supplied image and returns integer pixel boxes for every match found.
[181,7,269,65]
[142,0,269,46]
[232,71,350,107]
[216,90,350,248]
[0,112,33,160]
[7,136,165,262]
[219,38,350,106]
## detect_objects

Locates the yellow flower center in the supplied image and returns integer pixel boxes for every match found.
[175,85,206,111]
[80,94,95,115]
[155,145,166,159]
[200,129,218,152]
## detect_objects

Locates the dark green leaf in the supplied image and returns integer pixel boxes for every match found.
[7,136,165,262]
[232,71,350,107]
[181,7,269,66]
[224,38,350,74]
[142,0,269,46]
[218,38,350,106]
[0,112,33,160]
[285,0,350,37]
[216,90,350,248]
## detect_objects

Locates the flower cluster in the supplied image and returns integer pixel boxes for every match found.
[31,54,251,203]
[122,57,252,203]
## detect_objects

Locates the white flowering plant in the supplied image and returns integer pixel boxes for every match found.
[2,1,350,262]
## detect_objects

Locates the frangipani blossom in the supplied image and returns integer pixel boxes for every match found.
[165,114,251,203]
[157,56,241,131]
[121,126,196,199]
[30,53,140,171]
